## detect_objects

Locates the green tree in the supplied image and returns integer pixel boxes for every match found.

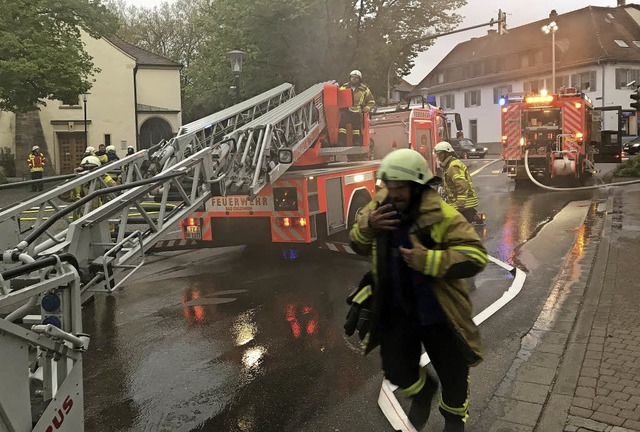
[109,0,465,121]
[0,0,118,113]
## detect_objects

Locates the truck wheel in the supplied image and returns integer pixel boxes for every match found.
[347,193,372,230]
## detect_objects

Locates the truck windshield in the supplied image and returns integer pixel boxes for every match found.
[523,108,561,129]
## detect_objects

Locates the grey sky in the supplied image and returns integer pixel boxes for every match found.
[123,0,634,84]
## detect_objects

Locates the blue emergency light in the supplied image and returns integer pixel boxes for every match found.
[426,95,437,104]
[499,96,507,106]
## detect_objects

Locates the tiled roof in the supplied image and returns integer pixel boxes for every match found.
[395,79,415,92]
[107,35,182,68]
[414,5,640,93]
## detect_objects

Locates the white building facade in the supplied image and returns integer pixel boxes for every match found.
[1,33,182,176]
[414,4,640,146]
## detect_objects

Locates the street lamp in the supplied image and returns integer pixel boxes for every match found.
[227,49,246,102]
[81,93,89,149]
[542,21,558,93]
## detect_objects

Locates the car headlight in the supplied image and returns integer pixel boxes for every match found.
[633,143,640,148]
[483,147,488,151]
[470,149,476,152]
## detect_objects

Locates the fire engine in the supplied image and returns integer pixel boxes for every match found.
[500,88,600,184]
[178,82,378,247]
[368,97,462,174]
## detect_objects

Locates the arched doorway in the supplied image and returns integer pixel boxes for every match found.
[139,117,173,149]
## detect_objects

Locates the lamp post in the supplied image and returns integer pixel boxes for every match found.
[81,93,89,149]
[542,21,558,93]
[227,49,246,103]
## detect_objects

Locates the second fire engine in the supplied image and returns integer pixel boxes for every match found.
[501,88,600,184]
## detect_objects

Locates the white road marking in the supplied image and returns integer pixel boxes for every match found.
[470,159,502,177]
[378,255,527,431]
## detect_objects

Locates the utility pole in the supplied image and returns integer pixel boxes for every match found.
[386,11,507,103]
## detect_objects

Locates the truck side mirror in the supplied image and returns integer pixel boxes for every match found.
[455,114,462,131]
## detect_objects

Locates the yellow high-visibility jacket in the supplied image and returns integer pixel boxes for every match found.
[441,155,479,210]
[340,82,375,113]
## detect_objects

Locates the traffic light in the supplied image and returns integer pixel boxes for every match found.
[631,90,640,111]
[498,9,507,35]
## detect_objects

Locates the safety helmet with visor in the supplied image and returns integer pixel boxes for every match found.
[350,70,362,79]
[80,155,101,169]
[433,141,455,153]
[377,148,433,189]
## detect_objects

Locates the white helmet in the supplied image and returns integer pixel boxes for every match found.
[434,141,455,153]
[85,146,96,155]
[32,145,40,151]
[81,155,101,168]
[377,149,433,185]
[350,70,362,79]
[106,145,116,153]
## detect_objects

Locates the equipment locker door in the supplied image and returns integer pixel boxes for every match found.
[412,120,437,174]
[325,178,345,235]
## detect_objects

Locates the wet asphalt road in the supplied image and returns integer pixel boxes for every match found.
[0,160,613,431]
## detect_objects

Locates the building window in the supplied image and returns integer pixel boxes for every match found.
[570,71,597,92]
[440,94,455,109]
[104,134,111,147]
[497,58,505,72]
[534,50,544,65]
[520,53,530,68]
[633,41,640,48]
[59,96,82,109]
[614,40,629,48]
[615,68,640,89]
[462,65,470,79]
[555,75,570,90]
[464,90,481,108]
[437,72,445,84]
[472,62,482,77]
[493,85,513,104]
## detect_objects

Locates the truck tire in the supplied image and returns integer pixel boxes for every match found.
[347,192,372,231]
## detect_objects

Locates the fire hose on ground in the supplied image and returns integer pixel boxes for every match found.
[523,149,640,191]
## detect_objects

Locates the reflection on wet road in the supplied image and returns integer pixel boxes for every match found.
[83,251,384,431]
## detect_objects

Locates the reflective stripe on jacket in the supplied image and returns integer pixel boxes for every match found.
[442,156,479,209]
[27,153,46,172]
[348,187,486,364]
[340,83,375,113]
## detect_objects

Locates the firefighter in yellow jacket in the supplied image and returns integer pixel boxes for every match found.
[27,145,46,191]
[338,70,375,146]
[59,156,117,219]
[434,141,481,224]
[347,148,487,432]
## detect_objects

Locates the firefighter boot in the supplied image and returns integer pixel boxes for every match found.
[353,134,362,146]
[443,418,465,432]
[338,132,347,146]
[408,373,439,430]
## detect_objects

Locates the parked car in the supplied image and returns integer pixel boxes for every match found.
[449,138,488,159]
[623,136,640,156]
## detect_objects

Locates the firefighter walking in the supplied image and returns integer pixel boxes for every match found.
[434,142,482,224]
[346,148,487,431]
[338,70,375,146]
[27,145,46,191]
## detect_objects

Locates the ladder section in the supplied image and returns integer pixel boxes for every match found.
[152,83,296,171]
[0,152,148,255]
[213,82,330,199]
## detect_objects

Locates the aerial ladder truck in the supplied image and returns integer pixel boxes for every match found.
[0,81,378,431]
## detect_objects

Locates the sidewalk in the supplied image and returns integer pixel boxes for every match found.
[486,183,640,432]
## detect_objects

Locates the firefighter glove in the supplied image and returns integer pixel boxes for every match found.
[399,234,429,273]
[345,272,374,341]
